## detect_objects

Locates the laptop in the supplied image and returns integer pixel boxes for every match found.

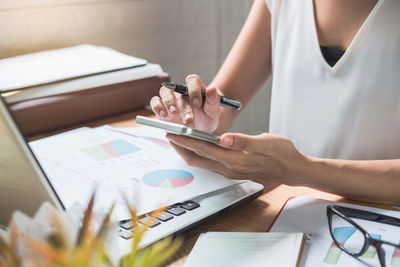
[0,96,264,258]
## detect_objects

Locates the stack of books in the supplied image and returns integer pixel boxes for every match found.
[1,45,169,135]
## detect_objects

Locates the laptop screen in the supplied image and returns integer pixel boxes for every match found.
[0,97,63,227]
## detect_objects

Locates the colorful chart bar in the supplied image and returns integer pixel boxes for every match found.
[324,226,357,264]
[391,242,400,267]
[142,136,170,148]
[361,234,381,259]
[81,139,141,161]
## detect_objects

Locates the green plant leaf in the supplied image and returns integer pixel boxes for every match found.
[76,193,95,246]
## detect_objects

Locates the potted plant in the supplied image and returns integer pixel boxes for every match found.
[0,194,182,267]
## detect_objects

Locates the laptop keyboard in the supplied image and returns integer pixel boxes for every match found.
[118,200,200,240]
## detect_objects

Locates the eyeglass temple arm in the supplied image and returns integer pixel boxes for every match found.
[334,205,400,228]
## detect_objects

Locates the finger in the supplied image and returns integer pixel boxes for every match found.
[150,96,167,118]
[159,86,179,115]
[177,95,194,125]
[203,87,220,119]
[219,133,271,153]
[185,74,205,108]
[166,133,239,163]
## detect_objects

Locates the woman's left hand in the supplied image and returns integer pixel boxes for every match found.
[166,132,309,185]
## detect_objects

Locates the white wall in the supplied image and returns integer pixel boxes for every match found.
[0,0,271,134]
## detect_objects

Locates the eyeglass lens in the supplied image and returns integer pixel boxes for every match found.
[330,213,366,255]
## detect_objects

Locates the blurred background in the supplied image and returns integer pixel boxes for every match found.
[0,0,271,134]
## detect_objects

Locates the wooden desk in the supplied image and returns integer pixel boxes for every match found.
[29,109,393,266]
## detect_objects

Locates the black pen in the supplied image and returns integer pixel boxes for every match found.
[162,82,242,110]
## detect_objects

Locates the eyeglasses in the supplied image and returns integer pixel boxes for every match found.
[327,205,400,267]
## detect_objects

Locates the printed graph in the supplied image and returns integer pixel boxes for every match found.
[81,139,141,161]
[325,228,400,265]
[143,169,194,188]
[142,136,170,148]
[361,234,381,259]
[324,226,357,264]
[392,243,400,267]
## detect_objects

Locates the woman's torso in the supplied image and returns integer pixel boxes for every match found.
[266,0,400,160]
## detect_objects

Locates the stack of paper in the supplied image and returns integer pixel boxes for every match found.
[1,45,164,103]
[1,45,166,136]
[0,44,147,92]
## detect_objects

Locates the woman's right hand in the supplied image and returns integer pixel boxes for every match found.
[150,75,221,133]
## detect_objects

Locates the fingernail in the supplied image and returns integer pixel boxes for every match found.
[221,136,233,147]
[160,110,166,117]
[193,98,200,107]
[184,113,192,121]
[169,105,176,113]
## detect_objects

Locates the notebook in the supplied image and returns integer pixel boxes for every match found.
[184,232,306,267]
[0,44,147,92]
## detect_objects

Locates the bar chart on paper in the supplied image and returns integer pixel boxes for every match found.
[141,136,170,149]
[143,169,194,188]
[105,126,171,149]
[324,226,357,264]
[268,197,400,267]
[81,139,141,161]
[392,245,400,267]
[361,234,382,259]
[323,226,400,266]
[324,227,383,264]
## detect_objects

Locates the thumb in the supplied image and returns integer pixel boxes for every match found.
[202,87,220,119]
[220,133,270,153]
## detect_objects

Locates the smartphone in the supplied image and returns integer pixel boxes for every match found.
[136,116,220,145]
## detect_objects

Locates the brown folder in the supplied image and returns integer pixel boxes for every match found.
[8,74,169,136]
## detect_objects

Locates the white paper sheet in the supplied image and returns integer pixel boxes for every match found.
[270,197,400,267]
[184,232,305,267]
[0,44,147,91]
[29,126,242,221]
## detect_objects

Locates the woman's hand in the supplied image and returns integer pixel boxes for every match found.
[165,132,309,185]
[165,131,400,206]
[150,75,221,133]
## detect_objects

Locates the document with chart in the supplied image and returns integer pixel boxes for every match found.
[29,126,242,220]
[270,197,400,267]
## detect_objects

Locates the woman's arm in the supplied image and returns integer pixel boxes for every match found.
[165,132,400,206]
[302,157,400,205]
[209,0,272,133]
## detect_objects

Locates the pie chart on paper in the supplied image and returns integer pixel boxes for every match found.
[143,169,194,188]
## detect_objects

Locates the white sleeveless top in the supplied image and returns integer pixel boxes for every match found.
[265,0,400,160]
